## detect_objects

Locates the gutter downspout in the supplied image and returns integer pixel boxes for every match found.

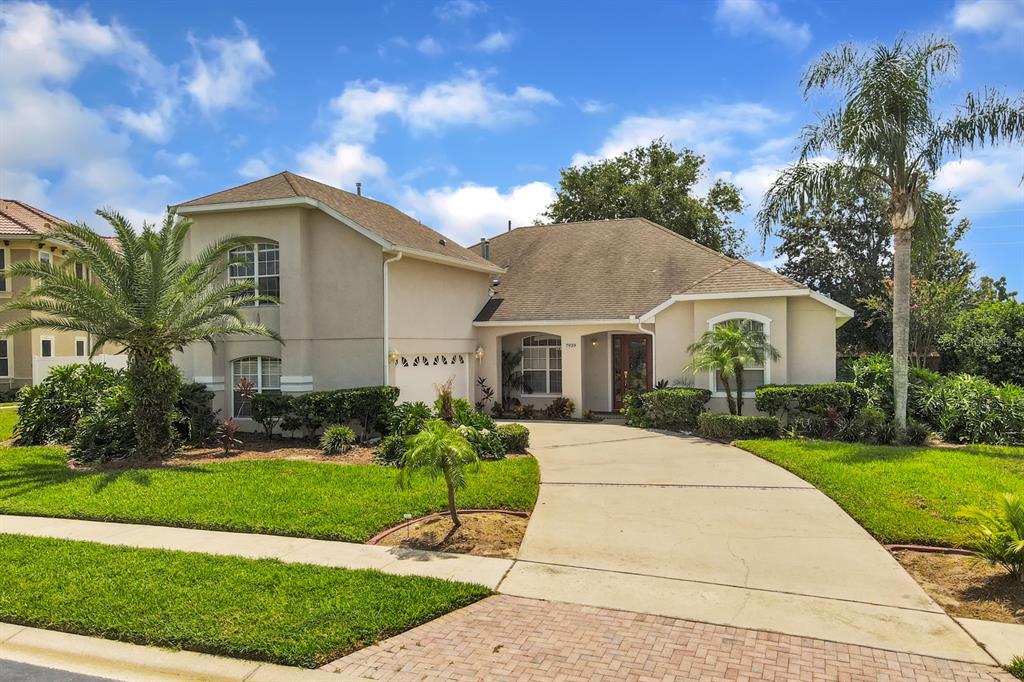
[382,251,403,384]
[630,315,656,385]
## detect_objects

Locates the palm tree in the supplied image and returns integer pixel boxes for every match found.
[758,36,1023,427]
[0,210,280,458]
[398,419,480,527]
[687,320,781,416]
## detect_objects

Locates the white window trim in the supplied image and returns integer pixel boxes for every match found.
[75,336,87,357]
[0,338,10,378]
[228,242,280,307]
[704,312,772,398]
[40,335,55,358]
[230,355,282,418]
[521,334,563,397]
[0,246,11,296]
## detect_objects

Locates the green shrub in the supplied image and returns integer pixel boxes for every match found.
[375,434,406,465]
[697,413,780,441]
[17,364,123,445]
[896,419,931,446]
[924,374,1024,445]
[70,385,136,463]
[279,414,303,438]
[345,386,400,438]
[842,407,888,443]
[754,383,866,424]
[849,354,939,423]
[173,383,218,446]
[513,403,536,419]
[446,399,504,460]
[388,401,433,438]
[497,424,530,453]
[622,387,711,431]
[939,300,1024,386]
[959,493,1024,581]
[250,393,293,438]
[1007,656,1024,681]
[288,393,330,438]
[320,424,356,454]
[542,397,575,420]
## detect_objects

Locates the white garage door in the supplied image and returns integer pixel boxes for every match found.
[393,353,470,405]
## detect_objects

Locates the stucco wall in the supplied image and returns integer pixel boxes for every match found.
[786,297,837,384]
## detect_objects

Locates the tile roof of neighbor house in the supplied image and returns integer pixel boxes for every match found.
[471,218,806,322]
[0,199,65,236]
[177,171,495,269]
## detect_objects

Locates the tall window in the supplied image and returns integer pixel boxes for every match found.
[74,262,86,280]
[0,249,7,292]
[231,356,281,417]
[522,334,562,394]
[229,242,280,305]
[0,340,8,377]
[40,337,53,358]
[711,318,768,393]
[75,337,87,357]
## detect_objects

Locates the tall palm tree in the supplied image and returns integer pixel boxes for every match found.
[0,210,281,458]
[758,36,1023,426]
[687,320,781,416]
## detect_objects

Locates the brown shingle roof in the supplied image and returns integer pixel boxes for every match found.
[471,218,805,322]
[0,199,64,236]
[178,172,495,269]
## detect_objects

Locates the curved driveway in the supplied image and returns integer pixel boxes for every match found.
[497,422,994,665]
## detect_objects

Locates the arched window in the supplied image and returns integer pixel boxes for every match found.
[521,334,562,395]
[229,242,280,305]
[231,356,281,417]
[706,313,772,394]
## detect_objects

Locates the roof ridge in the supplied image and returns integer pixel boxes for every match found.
[0,208,36,233]
[179,171,299,207]
[735,258,806,288]
[5,199,63,226]
[632,217,735,265]
[677,261,741,294]
[280,171,302,195]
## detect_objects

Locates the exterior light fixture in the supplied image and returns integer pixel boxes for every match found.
[387,349,400,363]
[474,346,485,360]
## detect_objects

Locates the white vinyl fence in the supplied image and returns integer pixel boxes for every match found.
[32,354,128,384]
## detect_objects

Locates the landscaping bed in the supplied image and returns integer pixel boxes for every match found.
[0,534,489,668]
[0,447,539,543]
[893,549,1023,624]
[735,439,1024,547]
[372,511,529,559]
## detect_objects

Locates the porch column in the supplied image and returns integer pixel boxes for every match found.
[561,331,584,418]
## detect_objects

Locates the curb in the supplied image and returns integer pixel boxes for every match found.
[366,509,530,545]
[0,622,370,682]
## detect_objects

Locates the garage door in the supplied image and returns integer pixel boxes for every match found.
[393,353,470,405]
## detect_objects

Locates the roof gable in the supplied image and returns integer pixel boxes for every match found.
[178,172,495,270]
[0,199,65,236]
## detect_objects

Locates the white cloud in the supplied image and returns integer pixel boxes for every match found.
[952,0,1024,48]
[571,102,787,167]
[435,0,486,21]
[401,181,555,244]
[297,143,388,188]
[714,0,812,50]
[326,73,557,142]
[416,35,444,55]
[156,150,199,169]
[238,156,272,179]
[186,20,272,114]
[577,99,610,114]
[475,30,514,52]
[114,97,178,142]
[0,169,50,206]
[933,146,1024,215]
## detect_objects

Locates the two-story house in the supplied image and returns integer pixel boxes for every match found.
[174,172,852,422]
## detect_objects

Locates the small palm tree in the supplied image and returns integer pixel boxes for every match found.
[960,493,1024,582]
[758,36,1023,427]
[0,210,280,458]
[687,321,781,416]
[398,419,480,527]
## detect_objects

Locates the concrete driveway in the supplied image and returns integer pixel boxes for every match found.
[497,422,994,665]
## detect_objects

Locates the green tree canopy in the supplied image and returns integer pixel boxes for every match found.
[543,138,747,256]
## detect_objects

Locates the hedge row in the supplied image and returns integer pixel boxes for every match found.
[754,383,867,423]
[696,413,781,441]
[249,386,400,439]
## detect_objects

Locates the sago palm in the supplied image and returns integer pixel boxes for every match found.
[687,320,780,416]
[398,419,480,526]
[758,35,1023,427]
[0,209,280,458]
[959,493,1024,582]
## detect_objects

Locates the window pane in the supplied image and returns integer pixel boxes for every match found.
[229,246,255,277]
[76,340,86,356]
[523,370,546,394]
[715,368,765,393]
[0,340,7,357]
[262,358,282,390]
[258,244,280,276]
[259,276,280,299]
[0,359,7,377]
[549,348,561,369]
[549,371,562,394]
[41,339,52,357]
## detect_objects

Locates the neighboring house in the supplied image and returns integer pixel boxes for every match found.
[173,172,852,422]
[0,200,123,389]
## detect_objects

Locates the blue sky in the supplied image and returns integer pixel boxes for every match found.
[2,0,1022,290]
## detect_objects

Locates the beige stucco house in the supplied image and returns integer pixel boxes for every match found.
[0,200,120,390]
[173,172,852,422]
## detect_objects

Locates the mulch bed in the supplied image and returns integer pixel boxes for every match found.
[893,549,1023,624]
[71,433,378,470]
[372,511,529,559]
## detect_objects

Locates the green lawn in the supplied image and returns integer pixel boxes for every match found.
[0,447,538,541]
[736,439,1024,548]
[0,534,488,667]
[0,409,18,440]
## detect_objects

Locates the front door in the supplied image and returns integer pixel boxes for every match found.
[612,334,653,410]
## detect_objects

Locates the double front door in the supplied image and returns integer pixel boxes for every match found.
[611,334,653,410]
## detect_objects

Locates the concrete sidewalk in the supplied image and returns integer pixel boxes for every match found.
[0,515,511,589]
[500,421,997,665]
